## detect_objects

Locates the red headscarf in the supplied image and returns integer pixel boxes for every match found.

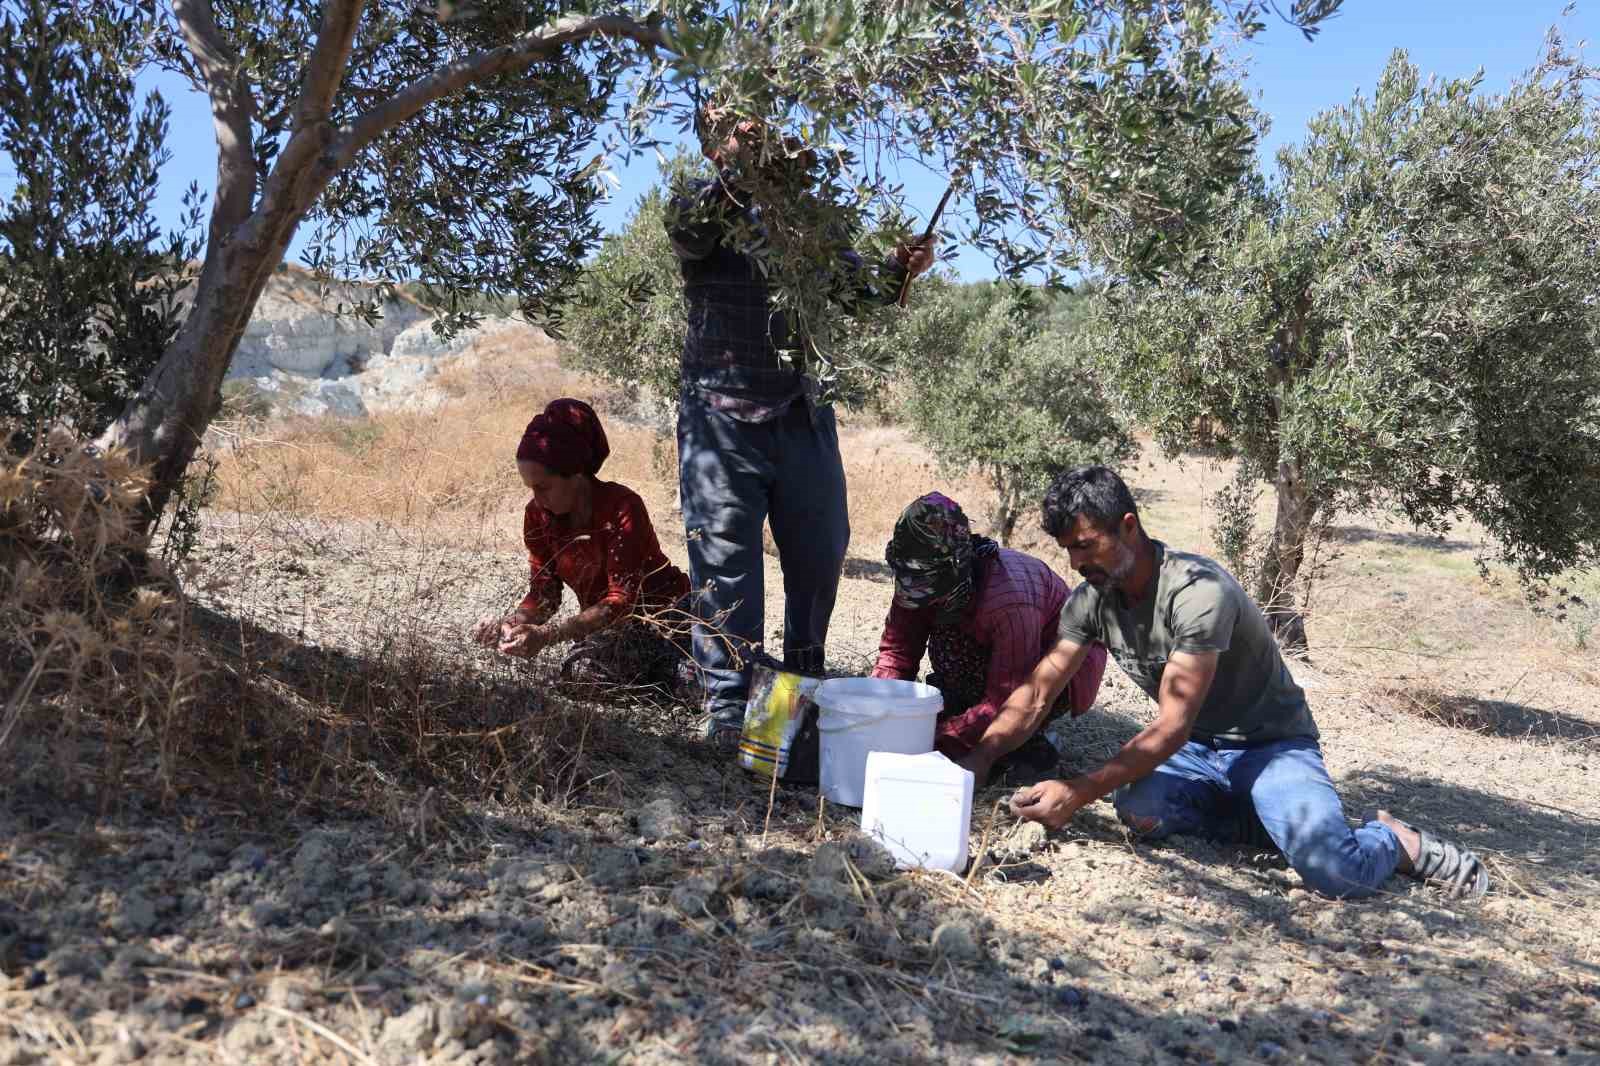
[515,398,610,477]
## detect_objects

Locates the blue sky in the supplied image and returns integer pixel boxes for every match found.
[116,2,1600,280]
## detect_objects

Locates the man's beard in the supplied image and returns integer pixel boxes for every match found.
[1080,543,1136,589]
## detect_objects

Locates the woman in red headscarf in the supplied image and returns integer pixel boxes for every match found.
[472,399,691,685]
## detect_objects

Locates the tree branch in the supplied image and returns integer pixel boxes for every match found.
[330,12,668,170]
[171,0,256,240]
[296,0,366,128]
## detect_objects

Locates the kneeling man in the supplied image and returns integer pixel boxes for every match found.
[999,466,1487,899]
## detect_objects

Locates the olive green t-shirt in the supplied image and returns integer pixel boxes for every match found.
[1057,541,1318,744]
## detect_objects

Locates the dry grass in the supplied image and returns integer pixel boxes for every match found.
[187,600,633,819]
[0,430,210,798]
[208,325,674,540]
[0,409,657,822]
[833,421,996,554]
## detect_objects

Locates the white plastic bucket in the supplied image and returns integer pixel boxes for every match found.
[815,678,942,807]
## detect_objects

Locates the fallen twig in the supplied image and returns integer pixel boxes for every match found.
[963,798,1005,893]
[259,1005,377,1066]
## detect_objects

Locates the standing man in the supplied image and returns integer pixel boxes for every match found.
[666,107,936,749]
[992,466,1488,900]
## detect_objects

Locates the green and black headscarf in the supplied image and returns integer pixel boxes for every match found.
[884,493,1000,624]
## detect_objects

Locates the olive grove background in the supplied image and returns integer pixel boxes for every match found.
[1080,42,1600,647]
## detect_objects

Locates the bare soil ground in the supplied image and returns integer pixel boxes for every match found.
[3,335,1598,1064]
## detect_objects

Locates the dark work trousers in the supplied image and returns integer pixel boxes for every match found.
[677,390,850,731]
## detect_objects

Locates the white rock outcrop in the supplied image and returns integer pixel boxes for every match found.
[228,275,429,381]
[226,270,538,418]
[354,318,528,413]
[248,375,366,419]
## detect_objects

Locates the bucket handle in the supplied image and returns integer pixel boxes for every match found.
[816,705,937,732]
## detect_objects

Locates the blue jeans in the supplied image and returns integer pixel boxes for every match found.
[1114,738,1401,899]
[678,392,849,729]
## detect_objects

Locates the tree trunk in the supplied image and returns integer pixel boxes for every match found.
[989,473,1021,547]
[97,248,263,525]
[1255,458,1317,654]
[96,174,324,530]
[996,504,1018,547]
[1254,287,1322,654]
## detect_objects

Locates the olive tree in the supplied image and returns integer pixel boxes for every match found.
[1085,41,1600,648]
[560,156,698,427]
[0,0,198,442]
[898,284,1136,544]
[66,0,1338,530]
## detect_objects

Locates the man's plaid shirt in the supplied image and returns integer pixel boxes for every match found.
[666,177,908,422]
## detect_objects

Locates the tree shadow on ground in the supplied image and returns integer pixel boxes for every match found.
[1327,524,1475,553]
[1064,829,1597,1062]
[1341,768,1600,905]
[15,589,1140,1062]
[1389,693,1600,746]
[11,769,1594,1064]
[1025,761,1600,1060]
[841,555,894,583]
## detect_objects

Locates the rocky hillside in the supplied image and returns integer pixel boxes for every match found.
[226,266,538,418]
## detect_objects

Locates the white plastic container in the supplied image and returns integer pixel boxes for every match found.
[814,677,942,807]
[861,751,974,872]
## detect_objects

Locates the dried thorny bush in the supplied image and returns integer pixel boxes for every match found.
[1372,682,1493,735]
[0,426,644,817]
[0,428,205,795]
[232,621,628,817]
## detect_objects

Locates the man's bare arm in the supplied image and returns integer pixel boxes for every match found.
[1010,650,1219,828]
[1075,650,1216,798]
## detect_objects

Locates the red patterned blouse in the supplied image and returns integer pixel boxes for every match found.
[519,480,690,620]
